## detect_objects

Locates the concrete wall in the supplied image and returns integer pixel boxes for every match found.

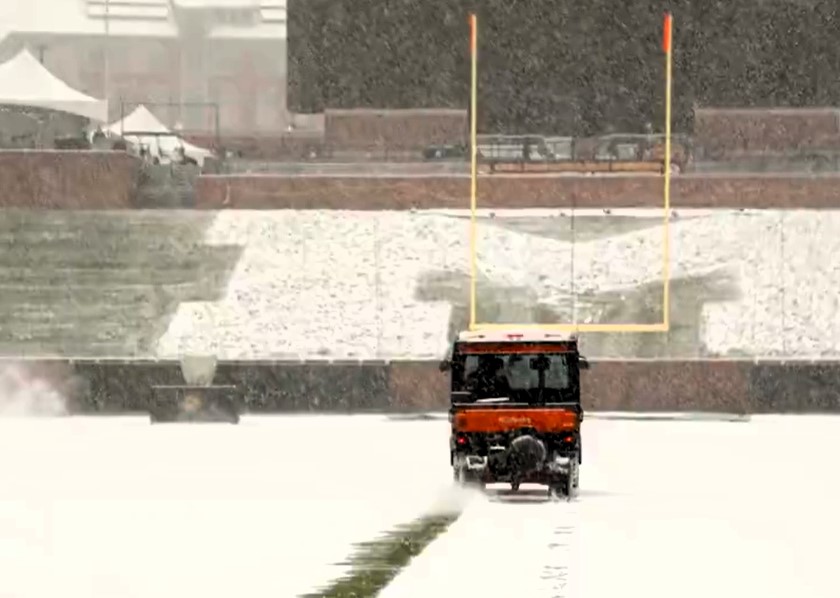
[195,173,840,209]
[9,359,840,414]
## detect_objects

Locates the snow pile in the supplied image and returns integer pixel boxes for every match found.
[0,362,68,417]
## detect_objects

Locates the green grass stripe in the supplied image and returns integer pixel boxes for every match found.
[302,512,460,598]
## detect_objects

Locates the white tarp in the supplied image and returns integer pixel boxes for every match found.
[0,48,107,121]
[106,105,213,166]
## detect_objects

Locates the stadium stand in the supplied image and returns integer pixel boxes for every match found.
[3,208,839,361]
[0,210,241,357]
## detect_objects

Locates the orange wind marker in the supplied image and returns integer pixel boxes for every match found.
[661,10,673,330]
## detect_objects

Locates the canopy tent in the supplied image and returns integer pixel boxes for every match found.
[0,48,107,121]
[106,105,213,166]
[108,104,170,136]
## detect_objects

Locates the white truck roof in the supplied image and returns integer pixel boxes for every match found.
[456,329,578,343]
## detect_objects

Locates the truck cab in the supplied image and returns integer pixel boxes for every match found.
[440,329,588,498]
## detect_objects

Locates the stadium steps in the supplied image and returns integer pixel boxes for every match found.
[0,264,230,287]
[0,211,242,357]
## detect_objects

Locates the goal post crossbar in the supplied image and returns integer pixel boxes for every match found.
[467,12,674,333]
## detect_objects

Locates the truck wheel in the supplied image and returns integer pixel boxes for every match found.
[568,459,580,492]
[559,476,573,500]
[548,475,574,501]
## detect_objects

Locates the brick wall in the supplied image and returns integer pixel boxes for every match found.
[195,173,840,210]
[9,359,840,414]
[694,108,840,156]
[324,109,467,153]
[0,151,141,208]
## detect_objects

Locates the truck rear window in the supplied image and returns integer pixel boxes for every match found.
[449,352,577,408]
[461,353,571,392]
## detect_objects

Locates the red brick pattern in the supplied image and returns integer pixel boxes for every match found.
[388,361,450,410]
[195,173,840,210]
[13,359,833,413]
[0,151,141,208]
[695,108,840,155]
[324,109,467,153]
[390,360,779,413]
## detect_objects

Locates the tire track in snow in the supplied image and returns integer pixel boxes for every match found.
[538,522,580,597]
[378,489,581,598]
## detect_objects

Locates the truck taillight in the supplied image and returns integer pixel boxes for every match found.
[456,434,469,446]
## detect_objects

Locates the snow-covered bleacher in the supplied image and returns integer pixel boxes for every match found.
[0,210,241,357]
[3,208,839,360]
[156,208,840,360]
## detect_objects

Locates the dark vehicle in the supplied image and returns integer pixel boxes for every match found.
[476,133,692,174]
[440,330,589,500]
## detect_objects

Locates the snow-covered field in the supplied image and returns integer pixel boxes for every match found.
[156,208,840,360]
[0,415,454,598]
[3,414,837,598]
[383,414,840,598]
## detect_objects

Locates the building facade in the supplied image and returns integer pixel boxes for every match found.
[0,0,287,134]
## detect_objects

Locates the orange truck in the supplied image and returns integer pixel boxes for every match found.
[439,329,589,500]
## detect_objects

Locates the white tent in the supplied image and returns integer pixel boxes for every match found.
[106,105,213,166]
[0,48,107,121]
[108,104,170,136]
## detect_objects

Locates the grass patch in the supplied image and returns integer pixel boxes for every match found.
[302,512,460,598]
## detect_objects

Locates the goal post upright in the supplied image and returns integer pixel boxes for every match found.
[468,13,479,331]
[661,11,673,331]
[467,12,674,335]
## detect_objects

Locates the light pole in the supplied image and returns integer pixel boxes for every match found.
[103,0,110,116]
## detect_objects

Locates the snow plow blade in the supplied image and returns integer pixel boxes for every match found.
[149,385,240,424]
